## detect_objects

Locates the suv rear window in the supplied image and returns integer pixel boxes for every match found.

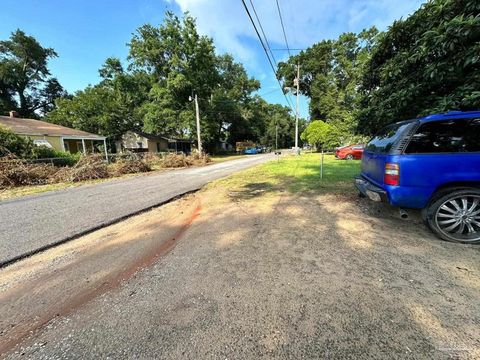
[405,118,480,153]
[365,121,414,154]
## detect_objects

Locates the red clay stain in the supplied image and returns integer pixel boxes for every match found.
[0,203,202,357]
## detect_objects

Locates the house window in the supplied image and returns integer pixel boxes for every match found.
[157,142,161,152]
[137,142,143,149]
[33,140,53,148]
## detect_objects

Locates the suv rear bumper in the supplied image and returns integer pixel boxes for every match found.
[355,176,388,202]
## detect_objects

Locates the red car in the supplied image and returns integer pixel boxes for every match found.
[335,144,364,160]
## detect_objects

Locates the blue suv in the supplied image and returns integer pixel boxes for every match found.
[355,111,480,243]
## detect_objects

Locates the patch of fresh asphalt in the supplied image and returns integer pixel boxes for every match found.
[0,154,275,267]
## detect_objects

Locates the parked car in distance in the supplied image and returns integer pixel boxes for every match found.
[244,147,258,155]
[335,144,364,160]
[355,110,480,243]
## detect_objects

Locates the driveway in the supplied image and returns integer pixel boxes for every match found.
[0,154,274,266]
[1,179,478,359]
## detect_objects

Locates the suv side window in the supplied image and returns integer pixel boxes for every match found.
[366,121,414,154]
[405,118,480,153]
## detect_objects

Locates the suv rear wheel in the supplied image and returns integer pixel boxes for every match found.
[425,188,480,243]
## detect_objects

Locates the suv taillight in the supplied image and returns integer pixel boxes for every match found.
[384,163,399,186]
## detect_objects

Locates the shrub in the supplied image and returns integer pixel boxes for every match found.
[33,147,81,166]
[0,127,36,158]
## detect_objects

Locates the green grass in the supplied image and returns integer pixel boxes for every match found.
[213,153,361,195]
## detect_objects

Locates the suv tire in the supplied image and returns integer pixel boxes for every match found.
[425,188,480,244]
[345,154,354,160]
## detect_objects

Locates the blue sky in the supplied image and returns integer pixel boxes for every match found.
[0,0,424,118]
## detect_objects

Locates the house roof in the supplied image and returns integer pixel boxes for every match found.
[0,116,105,139]
[133,130,192,143]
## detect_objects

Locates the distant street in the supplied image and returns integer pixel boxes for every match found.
[0,154,274,266]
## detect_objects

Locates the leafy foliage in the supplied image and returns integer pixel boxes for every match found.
[4,14,298,152]
[359,0,480,134]
[33,147,80,165]
[0,126,36,158]
[301,120,342,150]
[0,29,68,117]
[46,12,294,152]
[0,126,80,164]
[46,59,151,147]
[277,28,379,135]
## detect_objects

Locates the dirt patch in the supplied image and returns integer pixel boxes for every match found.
[228,182,276,200]
[0,195,201,355]
[2,184,479,359]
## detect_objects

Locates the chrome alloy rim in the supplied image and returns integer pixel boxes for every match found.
[435,195,480,242]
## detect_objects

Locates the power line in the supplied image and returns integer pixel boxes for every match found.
[275,0,291,57]
[258,88,282,97]
[270,48,305,51]
[240,0,294,112]
[248,0,277,65]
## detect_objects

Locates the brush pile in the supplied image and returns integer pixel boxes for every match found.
[51,154,109,183]
[0,151,212,189]
[161,152,211,168]
[109,158,151,176]
[0,155,58,188]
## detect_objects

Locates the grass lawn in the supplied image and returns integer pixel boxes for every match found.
[210,154,249,163]
[212,153,361,195]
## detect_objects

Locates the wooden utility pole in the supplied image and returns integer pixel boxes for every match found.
[295,63,300,155]
[194,94,202,154]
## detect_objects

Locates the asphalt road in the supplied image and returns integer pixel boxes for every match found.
[0,154,275,266]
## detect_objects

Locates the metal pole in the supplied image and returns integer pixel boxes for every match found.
[195,94,202,154]
[275,124,278,150]
[320,149,324,179]
[295,63,300,155]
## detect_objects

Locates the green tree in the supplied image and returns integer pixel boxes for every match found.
[129,13,261,151]
[45,12,288,153]
[46,58,150,145]
[301,120,341,150]
[127,13,217,149]
[277,28,378,134]
[0,29,67,117]
[359,0,480,134]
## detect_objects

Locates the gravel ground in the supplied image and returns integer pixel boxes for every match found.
[2,181,479,359]
[0,154,274,266]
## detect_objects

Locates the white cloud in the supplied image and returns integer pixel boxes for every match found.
[169,0,424,112]
[170,0,424,63]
